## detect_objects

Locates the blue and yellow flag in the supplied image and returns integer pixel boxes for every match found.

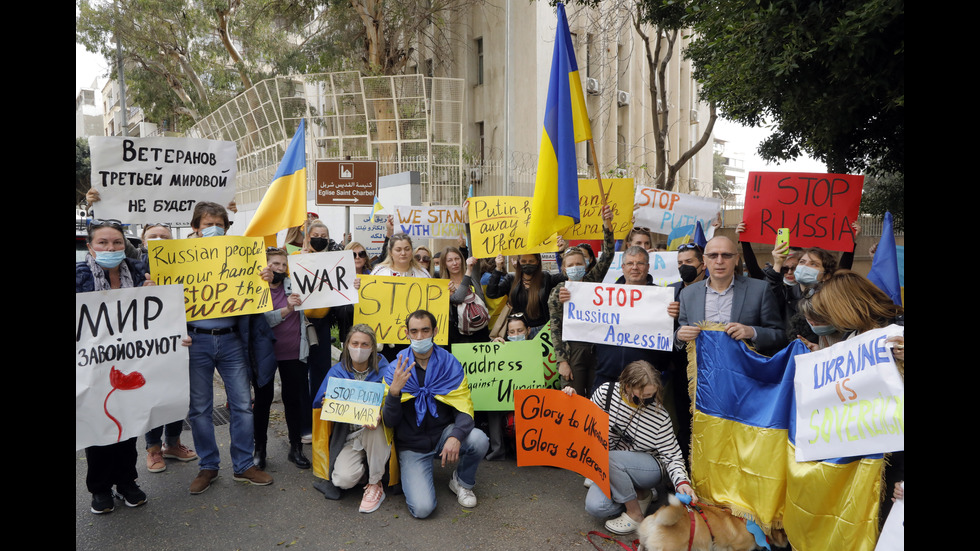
[867,211,903,306]
[244,119,308,247]
[689,327,884,550]
[371,195,385,222]
[527,3,592,247]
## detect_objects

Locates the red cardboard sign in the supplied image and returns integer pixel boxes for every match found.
[742,172,864,251]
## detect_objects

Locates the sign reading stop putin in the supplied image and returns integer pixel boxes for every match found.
[315,161,379,206]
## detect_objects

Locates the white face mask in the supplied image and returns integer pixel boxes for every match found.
[349,347,371,364]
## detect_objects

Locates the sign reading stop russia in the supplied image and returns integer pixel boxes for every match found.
[315,160,379,206]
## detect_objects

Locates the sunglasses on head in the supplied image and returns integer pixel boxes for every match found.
[89,218,125,231]
[677,243,702,252]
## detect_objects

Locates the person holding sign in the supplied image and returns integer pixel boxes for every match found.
[370,233,431,278]
[254,247,312,471]
[442,248,490,345]
[382,311,489,518]
[311,325,393,513]
[562,360,695,535]
[77,219,156,513]
[486,253,566,337]
[302,219,344,254]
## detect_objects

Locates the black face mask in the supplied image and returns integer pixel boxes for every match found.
[271,272,287,285]
[310,237,329,252]
[520,263,539,275]
[631,394,656,407]
[678,264,702,283]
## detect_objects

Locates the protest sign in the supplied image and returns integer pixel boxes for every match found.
[89,136,237,226]
[793,324,904,462]
[468,196,557,258]
[147,236,271,321]
[287,251,358,310]
[875,486,904,551]
[742,171,864,251]
[515,389,611,498]
[601,251,681,286]
[633,186,721,243]
[558,179,633,240]
[394,205,466,239]
[319,378,386,425]
[453,324,559,411]
[562,281,674,351]
[350,215,388,257]
[353,275,450,345]
[76,285,189,450]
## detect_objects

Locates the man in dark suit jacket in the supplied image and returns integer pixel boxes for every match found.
[676,236,786,356]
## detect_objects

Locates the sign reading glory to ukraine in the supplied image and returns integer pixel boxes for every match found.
[793,324,904,462]
[562,281,674,350]
[319,378,386,425]
[147,236,271,321]
[89,136,237,226]
[287,250,358,310]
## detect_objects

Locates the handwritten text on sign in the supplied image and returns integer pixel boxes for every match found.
[288,251,358,310]
[319,378,386,425]
[563,282,675,351]
[353,275,450,345]
[89,136,237,225]
[793,324,904,462]
[147,236,271,321]
[515,389,612,499]
[601,251,681,286]
[394,205,466,239]
[76,285,189,450]
[633,186,721,238]
[742,172,864,251]
[559,179,633,240]
[469,196,556,258]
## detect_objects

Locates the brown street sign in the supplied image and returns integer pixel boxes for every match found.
[315,160,379,206]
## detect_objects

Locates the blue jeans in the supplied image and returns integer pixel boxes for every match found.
[397,424,489,519]
[145,420,184,449]
[187,332,255,474]
[585,450,663,519]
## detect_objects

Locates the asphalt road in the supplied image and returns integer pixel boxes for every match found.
[76,378,660,551]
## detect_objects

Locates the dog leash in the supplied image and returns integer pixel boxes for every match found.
[586,530,639,551]
[684,503,715,551]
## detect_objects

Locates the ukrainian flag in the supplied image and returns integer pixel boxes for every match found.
[244,119,309,247]
[528,3,592,247]
[689,327,884,549]
[867,211,903,306]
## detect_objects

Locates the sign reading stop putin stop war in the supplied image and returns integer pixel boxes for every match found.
[742,172,864,251]
[89,136,237,225]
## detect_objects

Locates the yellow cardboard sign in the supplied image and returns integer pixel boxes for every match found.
[146,236,271,321]
[468,196,557,258]
[559,179,634,240]
[353,275,450,345]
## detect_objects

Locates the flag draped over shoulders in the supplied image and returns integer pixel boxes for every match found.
[244,119,308,247]
[383,347,474,424]
[527,3,592,246]
[688,326,884,550]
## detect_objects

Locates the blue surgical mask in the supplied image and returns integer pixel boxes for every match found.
[94,250,126,269]
[794,264,821,286]
[506,334,526,342]
[808,321,838,336]
[783,276,799,287]
[201,226,225,238]
[565,266,586,281]
[410,337,434,355]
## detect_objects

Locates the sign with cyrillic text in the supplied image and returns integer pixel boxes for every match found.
[287,251,358,310]
[562,281,674,351]
[793,324,904,461]
[319,378,385,425]
[394,205,466,239]
[147,236,271,321]
[468,196,556,257]
[742,171,864,251]
[89,136,237,225]
[76,285,189,450]
[353,275,449,345]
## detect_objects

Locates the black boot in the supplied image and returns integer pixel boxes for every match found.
[287,442,311,469]
[253,443,267,470]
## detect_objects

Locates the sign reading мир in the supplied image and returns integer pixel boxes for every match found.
[315,161,379,206]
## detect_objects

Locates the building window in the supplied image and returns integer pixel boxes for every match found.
[477,121,485,164]
[476,37,484,86]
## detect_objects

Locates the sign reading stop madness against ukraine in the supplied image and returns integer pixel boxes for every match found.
[562,281,674,351]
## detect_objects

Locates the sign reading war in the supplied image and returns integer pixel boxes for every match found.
[515,389,612,499]
[742,171,864,251]
[89,136,237,225]
[147,236,272,321]
[287,251,358,310]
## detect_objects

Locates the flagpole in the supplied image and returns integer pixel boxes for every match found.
[588,138,609,209]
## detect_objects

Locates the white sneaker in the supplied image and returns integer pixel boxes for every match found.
[584,478,594,488]
[300,433,313,444]
[449,471,478,508]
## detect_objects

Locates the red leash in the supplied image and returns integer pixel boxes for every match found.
[685,504,715,551]
[586,530,640,551]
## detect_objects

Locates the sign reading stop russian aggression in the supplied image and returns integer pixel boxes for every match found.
[742,171,864,251]
[562,282,675,351]
[89,136,237,225]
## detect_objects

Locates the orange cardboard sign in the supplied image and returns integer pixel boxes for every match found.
[514,389,611,499]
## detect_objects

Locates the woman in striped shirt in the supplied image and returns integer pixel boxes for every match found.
[563,360,697,535]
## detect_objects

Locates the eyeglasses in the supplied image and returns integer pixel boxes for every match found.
[89,218,124,231]
[415,254,430,263]
[705,253,737,260]
[677,243,702,252]
[354,250,368,259]
[623,262,648,269]
[780,265,797,274]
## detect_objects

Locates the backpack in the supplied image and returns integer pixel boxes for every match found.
[457,288,490,334]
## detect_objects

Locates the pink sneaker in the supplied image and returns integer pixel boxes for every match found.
[358,483,385,513]
[163,443,198,462]
[146,447,166,473]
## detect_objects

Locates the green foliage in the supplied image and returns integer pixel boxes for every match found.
[860,171,904,232]
[685,0,904,174]
[76,138,91,206]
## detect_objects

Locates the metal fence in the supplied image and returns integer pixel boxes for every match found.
[185,72,465,208]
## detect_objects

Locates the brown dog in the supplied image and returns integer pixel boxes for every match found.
[636,494,787,551]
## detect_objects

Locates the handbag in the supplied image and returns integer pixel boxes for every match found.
[457,288,490,334]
